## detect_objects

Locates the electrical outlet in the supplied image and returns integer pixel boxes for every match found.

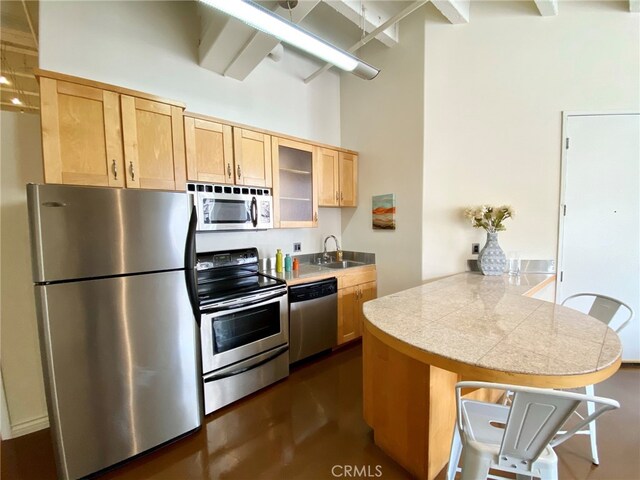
[472,243,480,255]
[293,242,301,252]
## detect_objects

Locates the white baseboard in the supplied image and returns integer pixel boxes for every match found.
[6,415,49,439]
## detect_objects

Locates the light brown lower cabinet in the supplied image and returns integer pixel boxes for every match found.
[337,268,377,345]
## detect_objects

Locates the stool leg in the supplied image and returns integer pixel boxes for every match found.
[447,427,462,480]
[585,384,599,465]
[460,445,491,480]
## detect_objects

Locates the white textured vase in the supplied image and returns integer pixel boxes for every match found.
[478,231,506,276]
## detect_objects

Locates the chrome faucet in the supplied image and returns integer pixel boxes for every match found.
[323,235,341,262]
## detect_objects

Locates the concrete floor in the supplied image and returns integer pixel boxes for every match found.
[3,343,639,479]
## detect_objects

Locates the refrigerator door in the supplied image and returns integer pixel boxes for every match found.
[35,270,202,480]
[27,184,192,283]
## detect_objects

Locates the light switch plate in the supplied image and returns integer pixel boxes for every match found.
[293,242,301,252]
[472,243,480,255]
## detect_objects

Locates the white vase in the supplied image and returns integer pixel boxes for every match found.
[478,231,506,276]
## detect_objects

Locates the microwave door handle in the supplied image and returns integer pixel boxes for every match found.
[209,290,286,313]
[250,197,258,227]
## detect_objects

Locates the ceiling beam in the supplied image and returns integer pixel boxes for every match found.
[631,0,640,12]
[431,0,470,24]
[534,0,558,16]
[0,101,39,110]
[2,87,39,97]
[20,0,39,49]
[0,44,38,56]
[0,27,36,49]
[323,1,398,47]
[224,0,321,81]
[305,0,428,83]
[0,70,35,80]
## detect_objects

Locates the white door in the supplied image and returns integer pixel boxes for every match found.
[558,113,640,361]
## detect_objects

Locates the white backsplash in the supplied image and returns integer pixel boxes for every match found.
[195,207,343,259]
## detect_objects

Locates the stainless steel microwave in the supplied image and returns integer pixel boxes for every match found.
[187,183,273,231]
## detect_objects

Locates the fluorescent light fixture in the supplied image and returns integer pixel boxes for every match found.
[199,0,379,80]
[0,76,9,85]
[11,97,22,105]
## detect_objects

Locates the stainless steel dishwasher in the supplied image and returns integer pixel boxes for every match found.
[288,277,338,363]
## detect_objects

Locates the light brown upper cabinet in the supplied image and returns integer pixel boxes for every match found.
[339,152,358,207]
[184,115,234,184]
[37,69,187,191]
[318,148,339,206]
[317,148,358,207]
[272,137,318,228]
[121,96,186,190]
[39,77,125,187]
[233,128,272,187]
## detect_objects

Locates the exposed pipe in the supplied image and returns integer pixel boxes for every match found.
[304,0,428,84]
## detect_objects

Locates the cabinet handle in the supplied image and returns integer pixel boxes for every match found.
[129,161,135,181]
[314,211,318,222]
[227,163,232,179]
[335,191,339,201]
[340,192,344,201]
[112,159,118,180]
[237,165,242,179]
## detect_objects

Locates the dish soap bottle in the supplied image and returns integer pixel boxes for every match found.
[284,253,292,272]
[275,249,284,273]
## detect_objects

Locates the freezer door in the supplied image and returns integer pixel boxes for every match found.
[35,270,202,480]
[27,184,192,282]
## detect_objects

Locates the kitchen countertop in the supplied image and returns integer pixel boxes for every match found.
[260,251,376,285]
[363,272,622,378]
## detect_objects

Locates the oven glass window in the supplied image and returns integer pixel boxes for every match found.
[212,301,281,353]
[202,198,250,224]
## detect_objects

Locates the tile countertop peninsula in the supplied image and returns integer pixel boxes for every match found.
[361,272,622,480]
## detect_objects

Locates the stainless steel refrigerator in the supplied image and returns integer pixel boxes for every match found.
[27,184,203,479]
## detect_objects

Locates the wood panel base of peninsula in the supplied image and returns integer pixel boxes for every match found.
[363,327,501,480]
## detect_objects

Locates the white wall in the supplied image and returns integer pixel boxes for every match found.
[0,112,48,436]
[422,1,640,279]
[340,9,426,297]
[39,1,341,145]
[0,0,345,435]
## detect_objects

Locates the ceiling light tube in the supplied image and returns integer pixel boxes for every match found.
[199,0,379,80]
[11,97,22,105]
[0,76,10,85]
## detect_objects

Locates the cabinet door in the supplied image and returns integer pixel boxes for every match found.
[358,281,378,333]
[233,128,272,187]
[121,96,186,190]
[338,285,360,345]
[339,152,358,207]
[318,148,340,207]
[272,137,318,228]
[39,78,124,187]
[184,117,234,183]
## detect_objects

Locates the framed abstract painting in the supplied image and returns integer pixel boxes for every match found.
[372,194,396,230]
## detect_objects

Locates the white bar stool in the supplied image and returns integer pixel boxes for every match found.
[446,381,620,480]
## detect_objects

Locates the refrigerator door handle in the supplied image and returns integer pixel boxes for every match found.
[185,205,200,325]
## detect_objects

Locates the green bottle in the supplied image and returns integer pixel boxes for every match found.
[275,249,284,273]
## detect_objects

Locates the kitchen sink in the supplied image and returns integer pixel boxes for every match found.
[324,260,365,269]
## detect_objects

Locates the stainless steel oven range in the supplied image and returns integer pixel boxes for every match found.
[197,248,289,414]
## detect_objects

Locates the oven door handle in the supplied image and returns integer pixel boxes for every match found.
[206,289,287,313]
[203,345,289,383]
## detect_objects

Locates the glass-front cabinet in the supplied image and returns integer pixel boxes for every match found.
[272,137,318,228]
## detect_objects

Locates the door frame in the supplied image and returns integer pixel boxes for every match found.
[555,110,640,302]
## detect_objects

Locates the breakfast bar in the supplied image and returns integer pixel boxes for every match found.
[362,273,622,480]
